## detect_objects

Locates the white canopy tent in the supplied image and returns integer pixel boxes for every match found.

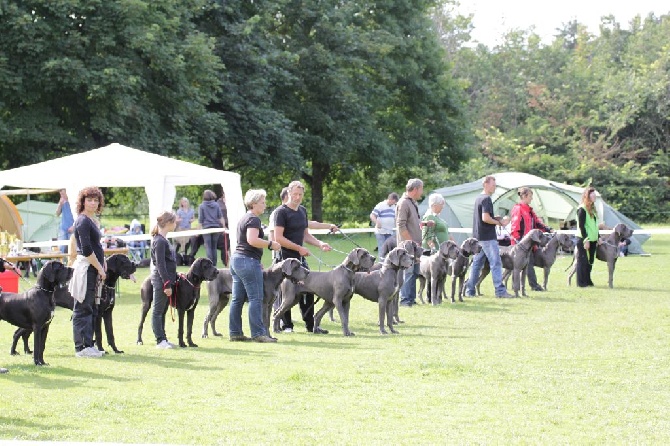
[0,143,244,247]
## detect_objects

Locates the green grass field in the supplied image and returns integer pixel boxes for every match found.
[1,232,669,444]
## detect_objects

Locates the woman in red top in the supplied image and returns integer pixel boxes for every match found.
[509,187,552,291]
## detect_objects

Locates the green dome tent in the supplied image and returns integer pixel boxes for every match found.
[418,172,649,254]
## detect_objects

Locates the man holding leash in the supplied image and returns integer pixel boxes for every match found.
[396,178,427,307]
[273,180,337,333]
[464,175,514,298]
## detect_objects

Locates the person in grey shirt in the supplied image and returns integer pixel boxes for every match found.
[198,189,225,267]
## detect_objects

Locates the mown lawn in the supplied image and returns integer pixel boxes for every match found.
[1,233,669,444]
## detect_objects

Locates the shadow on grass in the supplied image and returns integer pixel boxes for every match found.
[0,364,135,388]
[0,416,68,439]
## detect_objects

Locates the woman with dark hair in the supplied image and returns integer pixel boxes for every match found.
[150,211,178,349]
[69,187,106,358]
[197,189,225,266]
[509,187,552,291]
[575,187,599,287]
[229,189,280,343]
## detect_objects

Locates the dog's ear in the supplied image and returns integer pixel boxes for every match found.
[44,261,58,283]
[389,248,401,266]
[281,259,293,276]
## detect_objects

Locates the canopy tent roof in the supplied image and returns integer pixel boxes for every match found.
[14,200,59,243]
[418,172,649,254]
[0,195,24,239]
[0,143,243,246]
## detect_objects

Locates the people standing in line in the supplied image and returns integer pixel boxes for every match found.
[509,187,552,291]
[273,180,336,333]
[421,193,452,253]
[370,192,399,261]
[150,211,178,349]
[69,187,106,358]
[396,178,425,307]
[56,189,74,254]
[229,189,281,343]
[464,176,514,298]
[198,190,225,267]
[575,186,600,287]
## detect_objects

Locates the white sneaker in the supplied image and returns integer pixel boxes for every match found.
[282,327,293,333]
[156,340,173,349]
[76,347,103,358]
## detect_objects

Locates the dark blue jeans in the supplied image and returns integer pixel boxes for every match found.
[203,232,220,267]
[229,253,266,338]
[72,266,98,351]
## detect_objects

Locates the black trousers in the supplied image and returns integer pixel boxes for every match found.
[576,238,597,287]
[273,256,314,331]
[72,266,98,351]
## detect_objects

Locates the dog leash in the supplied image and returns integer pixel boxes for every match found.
[335,228,364,249]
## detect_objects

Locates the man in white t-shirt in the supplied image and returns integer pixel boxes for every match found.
[370,192,399,260]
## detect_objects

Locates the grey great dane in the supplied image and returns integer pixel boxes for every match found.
[201,258,310,338]
[476,229,545,297]
[417,240,460,305]
[532,232,574,290]
[353,247,413,334]
[567,223,633,288]
[274,247,375,336]
[446,237,481,303]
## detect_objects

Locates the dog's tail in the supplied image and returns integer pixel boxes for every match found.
[564,253,576,271]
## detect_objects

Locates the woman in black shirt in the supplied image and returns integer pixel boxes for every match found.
[71,187,107,358]
[229,189,280,343]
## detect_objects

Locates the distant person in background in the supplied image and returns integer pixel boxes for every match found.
[176,197,195,231]
[421,193,452,253]
[56,189,74,253]
[370,192,399,261]
[198,190,225,267]
[127,219,147,261]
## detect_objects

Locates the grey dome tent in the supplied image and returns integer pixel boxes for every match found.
[418,172,649,254]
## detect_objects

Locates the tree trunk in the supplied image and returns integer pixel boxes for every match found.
[308,161,330,222]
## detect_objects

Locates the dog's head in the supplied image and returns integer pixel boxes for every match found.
[614,223,634,241]
[189,257,219,282]
[398,240,423,262]
[107,254,137,282]
[462,238,481,256]
[556,233,575,252]
[437,240,460,260]
[37,261,74,290]
[385,247,413,270]
[343,248,376,272]
[524,229,544,246]
[278,258,310,282]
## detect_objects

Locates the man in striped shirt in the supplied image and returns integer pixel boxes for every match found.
[370,192,399,260]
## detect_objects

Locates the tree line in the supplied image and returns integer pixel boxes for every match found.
[1,1,667,223]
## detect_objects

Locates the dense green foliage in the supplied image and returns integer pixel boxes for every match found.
[1,1,668,223]
[0,0,467,222]
[439,8,670,222]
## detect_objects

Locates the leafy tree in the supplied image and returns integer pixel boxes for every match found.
[0,0,223,168]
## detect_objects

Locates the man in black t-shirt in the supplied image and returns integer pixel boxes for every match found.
[274,181,337,333]
[464,176,514,298]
